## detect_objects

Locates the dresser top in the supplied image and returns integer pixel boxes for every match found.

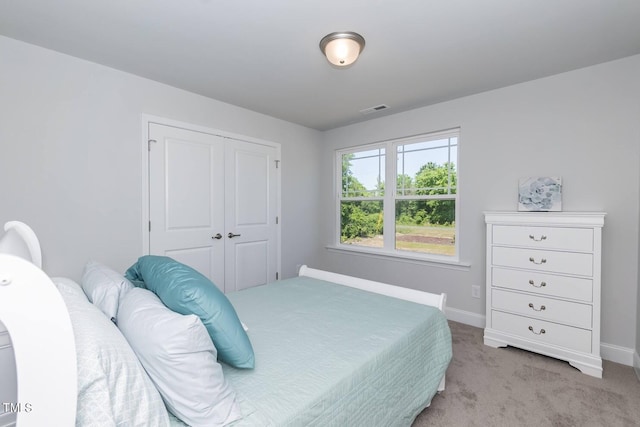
[484,211,606,227]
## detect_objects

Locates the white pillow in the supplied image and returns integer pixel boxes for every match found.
[53,278,170,427]
[81,260,134,322]
[118,287,242,427]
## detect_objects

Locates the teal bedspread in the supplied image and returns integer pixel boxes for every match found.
[222,276,452,427]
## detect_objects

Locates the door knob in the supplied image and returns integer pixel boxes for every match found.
[228,232,241,238]
[212,233,222,240]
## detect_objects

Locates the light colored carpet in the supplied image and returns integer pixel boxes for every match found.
[413,321,640,427]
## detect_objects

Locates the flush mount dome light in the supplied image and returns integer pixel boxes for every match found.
[319,31,365,67]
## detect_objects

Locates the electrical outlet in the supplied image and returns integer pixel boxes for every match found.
[471,285,481,299]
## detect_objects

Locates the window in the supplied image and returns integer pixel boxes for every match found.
[337,129,459,260]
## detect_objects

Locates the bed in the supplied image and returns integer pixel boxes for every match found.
[0,222,452,427]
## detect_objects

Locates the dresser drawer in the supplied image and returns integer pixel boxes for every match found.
[492,247,593,276]
[491,311,592,353]
[493,225,593,252]
[492,268,592,302]
[492,289,592,329]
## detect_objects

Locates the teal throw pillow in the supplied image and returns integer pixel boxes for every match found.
[125,255,254,369]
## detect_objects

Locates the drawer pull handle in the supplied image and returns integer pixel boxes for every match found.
[529,234,547,242]
[528,279,547,288]
[528,326,546,335]
[529,257,547,265]
[528,303,546,311]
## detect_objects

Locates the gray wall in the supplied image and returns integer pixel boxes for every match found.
[2,34,640,358]
[317,55,640,352]
[0,35,322,281]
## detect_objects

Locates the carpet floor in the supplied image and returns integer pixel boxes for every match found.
[413,321,640,427]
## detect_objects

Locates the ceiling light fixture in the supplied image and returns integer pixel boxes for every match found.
[319,32,365,67]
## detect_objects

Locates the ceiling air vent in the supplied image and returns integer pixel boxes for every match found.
[359,104,390,115]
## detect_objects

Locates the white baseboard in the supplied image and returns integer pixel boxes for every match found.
[445,307,485,328]
[444,307,635,367]
[600,342,635,366]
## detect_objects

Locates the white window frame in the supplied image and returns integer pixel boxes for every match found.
[335,128,460,264]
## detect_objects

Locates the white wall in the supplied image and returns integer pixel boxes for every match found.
[0,35,322,281]
[318,55,640,352]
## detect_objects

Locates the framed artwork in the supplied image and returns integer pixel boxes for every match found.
[518,176,562,212]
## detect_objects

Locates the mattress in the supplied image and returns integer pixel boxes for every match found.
[221,276,452,426]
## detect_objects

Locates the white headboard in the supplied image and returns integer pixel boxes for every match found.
[0,221,42,268]
[0,222,77,426]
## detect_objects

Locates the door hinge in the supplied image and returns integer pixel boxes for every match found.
[148,139,157,151]
[276,216,279,225]
[275,160,280,169]
[276,272,279,280]
[149,221,151,232]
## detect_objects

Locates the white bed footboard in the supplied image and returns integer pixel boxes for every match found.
[0,254,77,426]
[298,265,448,392]
[298,265,447,312]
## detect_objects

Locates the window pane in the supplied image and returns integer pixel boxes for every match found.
[342,149,385,198]
[449,145,457,195]
[397,140,456,196]
[395,199,455,256]
[397,138,451,152]
[340,200,383,248]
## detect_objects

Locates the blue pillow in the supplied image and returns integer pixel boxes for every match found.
[125,256,254,369]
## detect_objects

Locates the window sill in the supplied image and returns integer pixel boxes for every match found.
[325,245,471,271]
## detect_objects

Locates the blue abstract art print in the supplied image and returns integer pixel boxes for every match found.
[518,176,562,212]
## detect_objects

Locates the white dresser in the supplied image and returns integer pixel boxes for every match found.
[483,212,605,378]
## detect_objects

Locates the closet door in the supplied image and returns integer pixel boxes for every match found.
[148,123,279,292]
[225,140,278,292]
[148,123,226,289]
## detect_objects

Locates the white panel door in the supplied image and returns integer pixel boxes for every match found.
[148,123,226,289]
[225,140,278,292]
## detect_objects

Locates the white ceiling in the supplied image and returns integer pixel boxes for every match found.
[1,1,640,131]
